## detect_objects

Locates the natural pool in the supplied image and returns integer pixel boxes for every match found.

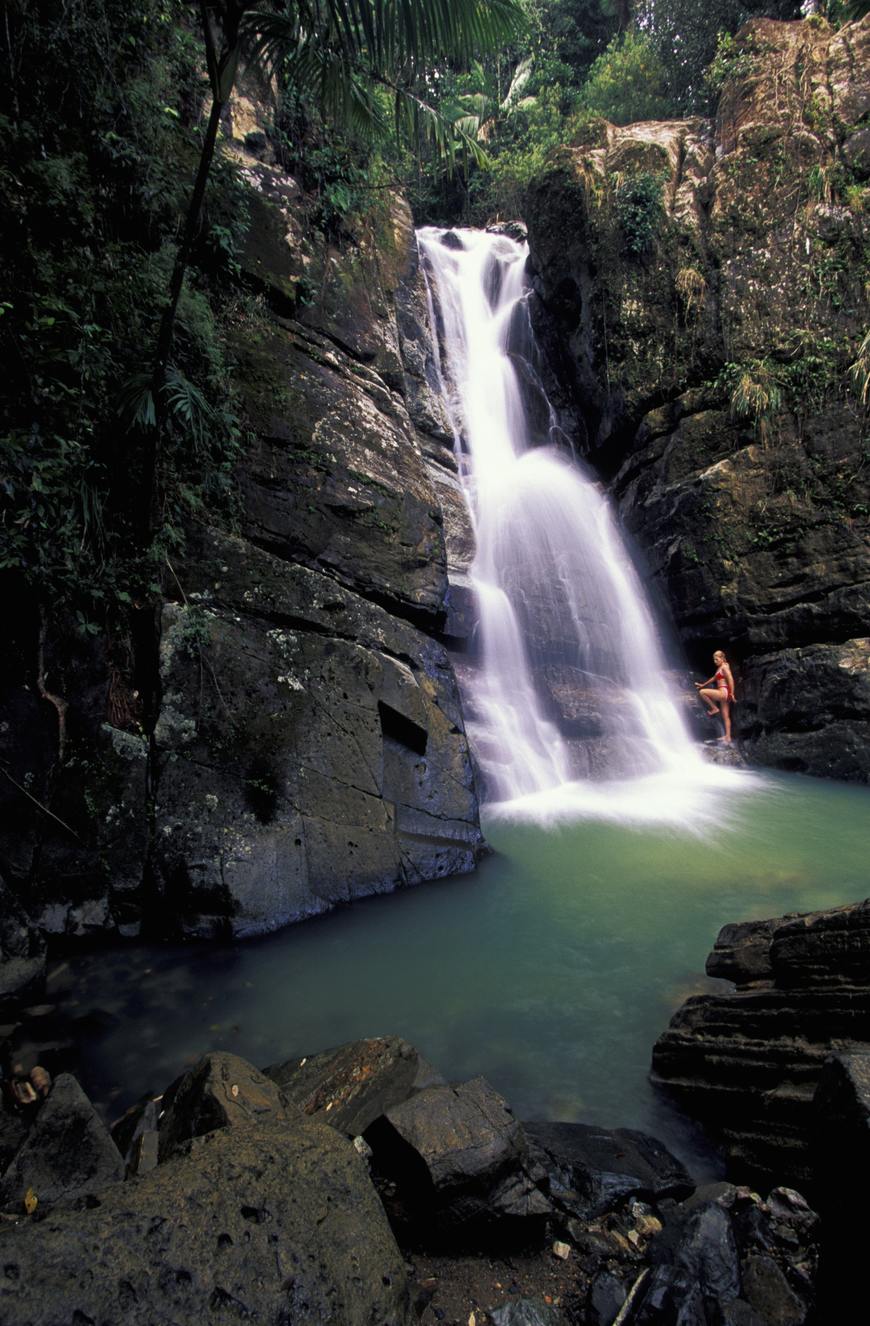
[53,769,870,1171]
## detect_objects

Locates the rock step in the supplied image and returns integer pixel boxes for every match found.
[651,897,870,1188]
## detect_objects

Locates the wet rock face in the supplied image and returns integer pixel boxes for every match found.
[235,317,447,627]
[151,175,483,937]
[525,15,870,780]
[526,1122,694,1219]
[152,527,483,937]
[651,898,870,1189]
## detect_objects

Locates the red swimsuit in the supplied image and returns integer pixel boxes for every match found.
[715,669,733,701]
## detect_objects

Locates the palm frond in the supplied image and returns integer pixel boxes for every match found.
[117,373,157,431]
[163,367,214,446]
[286,42,388,138]
[246,0,526,76]
[387,79,490,168]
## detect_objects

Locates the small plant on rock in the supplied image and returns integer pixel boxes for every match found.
[614,171,666,257]
[850,330,870,406]
[722,360,783,443]
[676,266,707,320]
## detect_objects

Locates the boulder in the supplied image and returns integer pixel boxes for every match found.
[111,1096,161,1173]
[526,1121,693,1219]
[633,1184,818,1326]
[0,875,46,1005]
[0,1073,124,1213]
[0,1111,29,1173]
[264,1035,443,1136]
[368,1076,551,1237]
[490,1300,571,1326]
[0,1117,413,1325]
[157,1051,295,1160]
[651,899,870,1187]
[587,1270,629,1326]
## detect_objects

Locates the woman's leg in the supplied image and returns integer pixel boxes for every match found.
[699,687,724,716]
[721,700,732,743]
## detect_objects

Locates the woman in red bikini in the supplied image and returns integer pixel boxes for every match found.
[695,649,735,744]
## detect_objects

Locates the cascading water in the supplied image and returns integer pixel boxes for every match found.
[418,226,713,818]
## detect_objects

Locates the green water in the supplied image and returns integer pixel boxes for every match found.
[56,771,868,1169]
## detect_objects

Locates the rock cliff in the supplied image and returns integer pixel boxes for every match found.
[526,15,870,779]
[0,112,483,949]
[650,897,870,1189]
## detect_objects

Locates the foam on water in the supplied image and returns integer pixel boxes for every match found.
[488,762,769,832]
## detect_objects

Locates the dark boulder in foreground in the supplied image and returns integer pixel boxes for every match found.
[158,1050,294,1158]
[631,1184,818,1326]
[0,1073,124,1214]
[0,1041,825,1324]
[0,1117,412,1326]
[527,1121,694,1219]
[651,898,870,1187]
[265,1034,443,1136]
[367,1075,552,1241]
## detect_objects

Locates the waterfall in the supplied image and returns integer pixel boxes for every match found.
[418,226,710,818]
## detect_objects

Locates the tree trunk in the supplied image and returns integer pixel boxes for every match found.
[142,91,226,542]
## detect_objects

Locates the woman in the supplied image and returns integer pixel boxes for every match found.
[695,649,735,743]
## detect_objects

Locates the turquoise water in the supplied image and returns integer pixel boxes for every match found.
[55,771,869,1169]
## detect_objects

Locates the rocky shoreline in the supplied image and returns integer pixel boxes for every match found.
[0,1036,824,1325]
[4,889,870,1321]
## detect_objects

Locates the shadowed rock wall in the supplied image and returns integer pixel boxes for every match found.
[525,15,870,779]
[0,110,483,949]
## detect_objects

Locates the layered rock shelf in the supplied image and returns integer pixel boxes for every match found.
[651,898,870,1189]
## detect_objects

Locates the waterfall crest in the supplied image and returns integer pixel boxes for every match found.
[418,226,711,817]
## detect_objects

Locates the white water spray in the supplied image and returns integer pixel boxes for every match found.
[418,227,725,819]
